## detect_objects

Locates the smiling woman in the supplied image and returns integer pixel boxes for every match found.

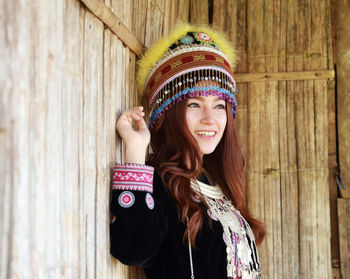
[110,22,266,279]
[185,95,227,155]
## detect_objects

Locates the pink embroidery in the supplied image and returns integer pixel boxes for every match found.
[118,191,135,208]
[145,193,155,210]
[113,163,154,193]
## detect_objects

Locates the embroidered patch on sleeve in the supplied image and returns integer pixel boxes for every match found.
[113,163,154,193]
[145,193,155,210]
[118,191,135,208]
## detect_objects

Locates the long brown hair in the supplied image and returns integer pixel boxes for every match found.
[147,99,266,246]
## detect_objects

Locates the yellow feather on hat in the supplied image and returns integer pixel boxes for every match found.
[136,22,238,96]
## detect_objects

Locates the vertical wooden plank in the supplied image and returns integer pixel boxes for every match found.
[279,80,300,279]
[329,3,339,275]
[246,1,276,278]
[144,0,164,47]
[80,9,104,279]
[163,0,175,34]
[338,198,350,279]
[336,0,350,199]
[178,0,190,22]
[233,0,249,182]
[95,24,110,279]
[132,0,149,44]
[189,0,209,24]
[264,2,282,277]
[212,0,226,29]
[110,0,133,30]
[112,38,125,165]
[0,0,33,277]
[315,79,332,278]
[102,32,120,278]
[299,0,331,277]
[279,1,299,278]
[39,0,66,276]
[61,0,83,277]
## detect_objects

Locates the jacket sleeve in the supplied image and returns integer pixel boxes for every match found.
[109,163,169,267]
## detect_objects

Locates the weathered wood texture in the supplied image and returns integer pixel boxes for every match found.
[212,0,333,278]
[81,0,144,56]
[0,0,187,278]
[334,1,350,277]
[1,0,335,278]
[329,2,339,278]
[337,0,350,200]
[338,198,350,279]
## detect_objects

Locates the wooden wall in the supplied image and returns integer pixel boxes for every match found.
[0,0,185,278]
[0,0,334,278]
[222,1,333,278]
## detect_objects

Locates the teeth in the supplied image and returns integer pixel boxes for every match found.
[196,131,216,136]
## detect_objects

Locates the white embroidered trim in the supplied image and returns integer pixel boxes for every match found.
[190,180,260,279]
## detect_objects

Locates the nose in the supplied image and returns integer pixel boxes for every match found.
[200,106,215,125]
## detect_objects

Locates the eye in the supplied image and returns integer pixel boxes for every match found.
[215,103,226,109]
[187,102,200,108]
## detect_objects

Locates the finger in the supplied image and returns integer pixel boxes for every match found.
[131,111,145,120]
[116,108,145,131]
[136,106,144,111]
[129,106,144,113]
[120,109,143,121]
[135,115,148,130]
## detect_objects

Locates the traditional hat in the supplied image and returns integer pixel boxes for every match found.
[137,22,238,129]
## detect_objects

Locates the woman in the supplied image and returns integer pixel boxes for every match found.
[110,23,266,279]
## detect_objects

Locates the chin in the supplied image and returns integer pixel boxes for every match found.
[199,146,217,155]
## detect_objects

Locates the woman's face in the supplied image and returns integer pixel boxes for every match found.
[185,95,227,156]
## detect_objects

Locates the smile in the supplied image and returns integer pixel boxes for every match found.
[196,130,216,136]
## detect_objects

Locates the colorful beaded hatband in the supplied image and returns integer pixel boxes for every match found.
[136,23,238,129]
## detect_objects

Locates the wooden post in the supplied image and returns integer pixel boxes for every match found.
[338,198,350,279]
[336,1,350,277]
[337,0,350,199]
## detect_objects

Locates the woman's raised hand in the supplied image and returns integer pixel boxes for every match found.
[115,106,150,164]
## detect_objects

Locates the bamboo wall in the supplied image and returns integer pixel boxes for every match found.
[215,1,333,278]
[0,0,185,278]
[0,0,334,278]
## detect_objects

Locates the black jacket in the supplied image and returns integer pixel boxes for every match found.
[110,166,229,279]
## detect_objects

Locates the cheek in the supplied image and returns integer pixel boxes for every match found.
[185,110,196,131]
[185,111,191,130]
[219,114,227,131]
